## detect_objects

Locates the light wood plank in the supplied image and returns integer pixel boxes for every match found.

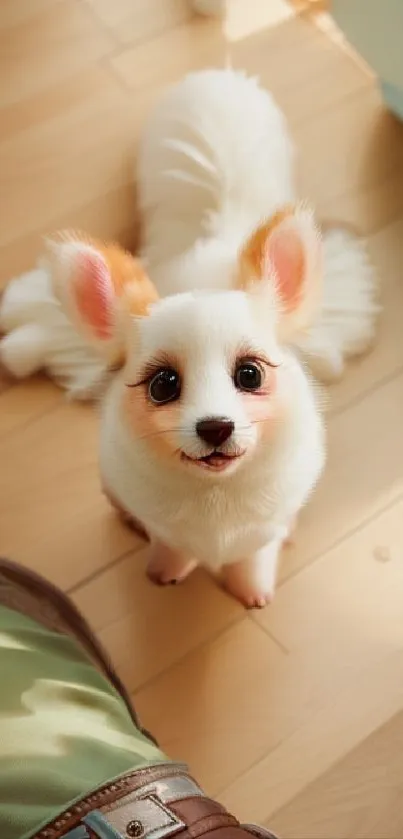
[257,496,403,652]
[278,372,403,583]
[319,166,403,240]
[0,376,61,437]
[0,0,115,108]
[0,66,136,252]
[297,85,403,209]
[73,549,242,691]
[0,185,136,288]
[0,401,138,588]
[85,0,192,47]
[230,15,373,129]
[219,498,403,821]
[134,620,285,793]
[109,18,228,94]
[220,648,403,825]
[0,0,65,32]
[135,494,403,800]
[269,711,403,839]
[327,216,403,413]
[225,0,294,42]
[0,65,116,143]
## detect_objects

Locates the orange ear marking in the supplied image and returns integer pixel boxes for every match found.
[48,229,160,368]
[238,206,295,287]
[97,244,159,316]
[123,273,160,316]
[52,229,159,318]
[235,204,322,339]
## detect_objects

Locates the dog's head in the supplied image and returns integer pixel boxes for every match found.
[50,206,321,477]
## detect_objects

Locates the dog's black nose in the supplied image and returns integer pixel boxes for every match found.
[196,417,235,447]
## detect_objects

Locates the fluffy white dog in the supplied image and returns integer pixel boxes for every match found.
[0,70,378,607]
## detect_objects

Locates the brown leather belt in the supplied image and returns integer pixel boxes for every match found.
[33,763,278,839]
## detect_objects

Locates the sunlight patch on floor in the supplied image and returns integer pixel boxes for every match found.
[224,0,293,43]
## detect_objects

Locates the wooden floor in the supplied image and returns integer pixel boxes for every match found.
[1,2,403,837]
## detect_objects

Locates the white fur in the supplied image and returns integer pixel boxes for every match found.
[138,70,294,281]
[138,70,379,379]
[298,227,379,381]
[100,290,325,600]
[0,264,106,399]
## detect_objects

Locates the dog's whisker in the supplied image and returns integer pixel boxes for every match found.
[136,429,174,442]
[137,424,256,442]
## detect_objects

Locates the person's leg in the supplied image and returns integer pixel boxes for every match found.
[0,559,277,839]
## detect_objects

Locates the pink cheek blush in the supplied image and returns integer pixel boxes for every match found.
[121,387,180,457]
[242,391,273,424]
[241,368,278,424]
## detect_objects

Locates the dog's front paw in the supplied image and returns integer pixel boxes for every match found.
[283,515,298,548]
[222,566,274,609]
[146,543,197,586]
[222,543,281,609]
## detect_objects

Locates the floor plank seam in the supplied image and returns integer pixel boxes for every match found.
[0,394,63,443]
[277,486,403,595]
[79,0,123,52]
[290,76,374,130]
[67,543,144,594]
[264,722,393,831]
[213,716,312,804]
[101,54,138,93]
[247,612,290,655]
[130,614,250,697]
[328,362,403,419]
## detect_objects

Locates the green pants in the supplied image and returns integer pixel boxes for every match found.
[0,560,277,839]
[0,603,167,839]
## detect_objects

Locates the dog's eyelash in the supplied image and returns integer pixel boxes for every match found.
[125,356,179,389]
[125,372,155,389]
[125,353,280,389]
[238,353,281,370]
[236,341,282,368]
[125,379,147,389]
[257,357,281,370]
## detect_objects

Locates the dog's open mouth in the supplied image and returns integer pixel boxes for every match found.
[181,451,244,472]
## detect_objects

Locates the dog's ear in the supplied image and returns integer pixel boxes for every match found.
[238,205,322,339]
[47,234,159,363]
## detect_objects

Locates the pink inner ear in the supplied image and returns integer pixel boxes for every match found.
[267,224,305,312]
[74,250,114,340]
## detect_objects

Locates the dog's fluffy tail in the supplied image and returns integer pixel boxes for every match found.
[0,266,107,399]
[137,69,294,265]
[296,227,379,381]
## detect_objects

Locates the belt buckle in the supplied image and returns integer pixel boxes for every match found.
[64,775,200,839]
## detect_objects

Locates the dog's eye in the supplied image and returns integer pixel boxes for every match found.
[149,368,181,405]
[234,361,262,392]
